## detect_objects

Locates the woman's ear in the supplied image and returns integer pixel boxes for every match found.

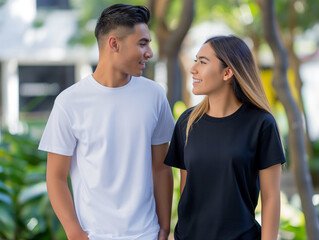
[223,67,234,81]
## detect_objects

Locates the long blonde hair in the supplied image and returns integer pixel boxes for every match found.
[186,35,279,144]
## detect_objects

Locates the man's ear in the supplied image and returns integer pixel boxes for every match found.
[108,36,119,52]
[223,67,234,81]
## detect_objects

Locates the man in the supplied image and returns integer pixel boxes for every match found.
[39,4,175,240]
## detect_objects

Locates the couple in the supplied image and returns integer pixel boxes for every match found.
[39,4,285,240]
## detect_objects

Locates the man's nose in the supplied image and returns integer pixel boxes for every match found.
[145,47,153,59]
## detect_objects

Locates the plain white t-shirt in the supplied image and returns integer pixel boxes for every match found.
[39,74,175,240]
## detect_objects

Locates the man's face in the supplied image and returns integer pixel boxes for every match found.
[116,23,153,77]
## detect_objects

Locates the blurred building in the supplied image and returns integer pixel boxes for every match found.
[0,0,97,135]
[1,0,319,141]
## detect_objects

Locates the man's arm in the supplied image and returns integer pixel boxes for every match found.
[46,152,88,240]
[259,163,282,240]
[152,143,173,240]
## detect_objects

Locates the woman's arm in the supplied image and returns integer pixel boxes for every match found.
[259,163,282,240]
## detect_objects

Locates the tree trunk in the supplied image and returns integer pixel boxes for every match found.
[250,32,260,67]
[167,55,182,106]
[286,0,313,158]
[149,0,194,108]
[258,0,319,239]
[286,40,314,158]
[180,53,191,108]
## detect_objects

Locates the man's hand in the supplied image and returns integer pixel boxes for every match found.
[158,228,169,240]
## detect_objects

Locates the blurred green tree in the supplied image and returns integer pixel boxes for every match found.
[68,0,146,46]
[0,132,67,240]
[257,0,319,239]
[147,0,194,108]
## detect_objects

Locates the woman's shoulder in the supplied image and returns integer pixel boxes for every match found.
[174,107,195,130]
[178,107,195,121]
[244,103,277,128]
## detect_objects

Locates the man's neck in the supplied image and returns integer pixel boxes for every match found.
[92,64,131,88]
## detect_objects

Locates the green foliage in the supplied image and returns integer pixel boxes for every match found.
[276,0,319,32]
[173,101,187,121]
[309,140,319,188]
[0,132,66,240]
[32,19,44,29]
[68,30,96,46]
[279,194,307,240]
[0,0,6,7]
[162,0,183,29]
[313,140,319,156]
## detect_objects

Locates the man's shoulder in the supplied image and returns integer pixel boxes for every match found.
[134,76,165,93]
[55,75,90,106]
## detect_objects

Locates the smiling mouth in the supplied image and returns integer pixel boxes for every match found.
[193,79,202,83]
[139,62,147,70]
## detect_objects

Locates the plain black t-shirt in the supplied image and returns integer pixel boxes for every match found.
[164,103,286,240]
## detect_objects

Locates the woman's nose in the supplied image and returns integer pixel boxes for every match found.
[190,64,197,74]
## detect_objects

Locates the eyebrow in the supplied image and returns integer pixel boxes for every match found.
[139,38,151,42]
[196,55,210,61]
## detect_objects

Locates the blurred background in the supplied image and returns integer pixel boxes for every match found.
[0,0,319,239]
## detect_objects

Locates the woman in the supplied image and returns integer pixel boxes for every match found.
[164,35,286,239]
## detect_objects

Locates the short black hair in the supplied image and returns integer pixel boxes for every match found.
[95,4,150,40]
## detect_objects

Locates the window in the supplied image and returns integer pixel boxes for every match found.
[36,0,70,9]
[19,65,74,112]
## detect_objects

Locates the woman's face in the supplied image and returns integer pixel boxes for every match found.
[190,43,228,96]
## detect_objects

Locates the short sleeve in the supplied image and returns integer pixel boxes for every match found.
[151,96,175,145]
[256,116,286,170]
[164,115,187,170]
[38,102,76,156]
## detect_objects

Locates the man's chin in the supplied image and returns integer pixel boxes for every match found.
[131,71,144,77]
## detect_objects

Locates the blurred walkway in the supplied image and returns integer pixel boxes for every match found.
[281,169,319,201]
[281,170,298,200]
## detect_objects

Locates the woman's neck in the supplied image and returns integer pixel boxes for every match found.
[207,89,242,118]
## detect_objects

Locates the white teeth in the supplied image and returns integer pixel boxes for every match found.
[193,79,201,83]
